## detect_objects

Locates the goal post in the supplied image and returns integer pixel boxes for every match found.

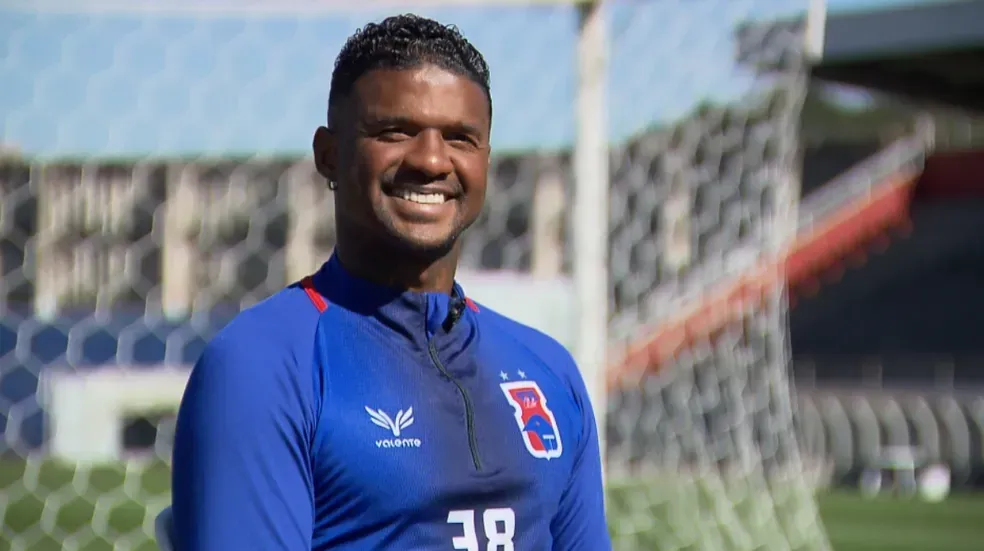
[572,0,610,479]
[0,0,833,549]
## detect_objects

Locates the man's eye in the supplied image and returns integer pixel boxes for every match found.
[378,129,411,140]
[446,134,476,146]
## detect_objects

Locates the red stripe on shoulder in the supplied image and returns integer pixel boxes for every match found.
[300,276,329,313]
[465,297,479,312]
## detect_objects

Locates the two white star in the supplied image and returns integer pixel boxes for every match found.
[500,370,528,381]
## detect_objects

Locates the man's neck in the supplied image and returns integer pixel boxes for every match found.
[333,240,459,295]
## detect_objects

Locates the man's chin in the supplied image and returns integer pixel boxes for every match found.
[385,226,460,258]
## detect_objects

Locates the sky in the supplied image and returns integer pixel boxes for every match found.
[0,0,945,159]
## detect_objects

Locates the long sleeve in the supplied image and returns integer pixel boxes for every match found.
[550,367,612,550]
[171,330,317,550]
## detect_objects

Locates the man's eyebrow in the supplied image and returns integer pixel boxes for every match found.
[444,121,485,137]
[362,115,486,137]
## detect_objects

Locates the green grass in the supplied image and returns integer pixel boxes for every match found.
[0,458,170,551]
[2,458,984,550]
[818,492,984,551]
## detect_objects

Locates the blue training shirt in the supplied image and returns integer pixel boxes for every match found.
[171,253,610,550]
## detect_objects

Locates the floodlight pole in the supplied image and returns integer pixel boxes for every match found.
[574,0,609,479]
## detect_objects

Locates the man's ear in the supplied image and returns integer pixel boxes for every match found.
[312,126,336,182]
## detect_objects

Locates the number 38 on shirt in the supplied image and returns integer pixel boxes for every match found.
[448,508,516,551]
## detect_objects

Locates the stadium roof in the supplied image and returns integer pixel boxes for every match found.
[0,0,913,160]
[812,0,984,111]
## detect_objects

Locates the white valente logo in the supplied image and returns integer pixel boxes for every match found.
[365,406,421,449]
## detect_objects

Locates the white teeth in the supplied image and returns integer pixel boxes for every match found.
[397,190,448,204]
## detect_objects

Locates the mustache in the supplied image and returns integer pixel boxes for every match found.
[382,171,461,195]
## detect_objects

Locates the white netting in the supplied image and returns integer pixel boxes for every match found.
[0,1,831,550]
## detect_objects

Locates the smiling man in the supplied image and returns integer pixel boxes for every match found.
[170,14,610,550]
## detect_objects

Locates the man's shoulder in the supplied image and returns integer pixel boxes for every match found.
[475,303,578,379]
[179,283,323,438]
[201,282,324,367]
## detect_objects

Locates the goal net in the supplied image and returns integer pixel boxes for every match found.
[0,1,831,549]
[602,11,830,550]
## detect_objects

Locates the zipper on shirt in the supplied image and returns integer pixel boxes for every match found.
[428,341,483,471]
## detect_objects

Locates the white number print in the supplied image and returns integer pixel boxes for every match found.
[447,508,516,551]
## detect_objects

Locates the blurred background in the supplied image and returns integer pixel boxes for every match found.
[3,0,984,549]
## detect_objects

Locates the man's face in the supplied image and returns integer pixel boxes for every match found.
[318,64,491,255]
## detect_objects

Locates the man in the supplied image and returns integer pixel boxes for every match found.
[171,13,610,550]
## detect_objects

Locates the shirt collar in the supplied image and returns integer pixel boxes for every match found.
[312,252,472,340]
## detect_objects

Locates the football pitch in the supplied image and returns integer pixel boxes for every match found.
[2,458,983,550]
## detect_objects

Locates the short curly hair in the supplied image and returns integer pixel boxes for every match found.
[328,14,492,126]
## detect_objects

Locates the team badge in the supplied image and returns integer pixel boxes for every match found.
[500,381,563,460]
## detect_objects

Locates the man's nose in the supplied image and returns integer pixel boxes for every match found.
[404,129,453,179]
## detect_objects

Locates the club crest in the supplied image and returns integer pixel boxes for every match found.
[500,381,563,460]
